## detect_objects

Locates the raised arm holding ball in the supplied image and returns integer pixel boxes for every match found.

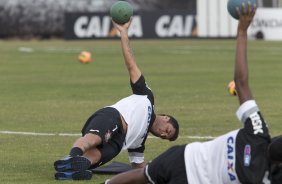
[102,2,282,184]
[53,9,179,181]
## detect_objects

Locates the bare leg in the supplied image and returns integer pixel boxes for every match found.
[53,134,103,180]
[72,133,102,153]
[84,147,102,165]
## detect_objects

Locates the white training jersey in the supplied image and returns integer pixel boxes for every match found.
[110,94,152,150]
[109,75,156,164]
[184,100,270,184]
[184,130,240,184]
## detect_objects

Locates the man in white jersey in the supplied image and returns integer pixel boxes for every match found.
[102,2,282,184]
[53,18,179,180]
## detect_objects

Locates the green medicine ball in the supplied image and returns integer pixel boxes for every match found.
[110,1,133,24]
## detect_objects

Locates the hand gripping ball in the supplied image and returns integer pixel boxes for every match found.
[110,1,133,24]
[227,0,256,20]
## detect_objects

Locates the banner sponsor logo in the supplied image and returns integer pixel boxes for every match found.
[155,15,194,37]
[249,8,282,40]
[252,18,282,28]
[73,15,143,38]
[65,11,196,39]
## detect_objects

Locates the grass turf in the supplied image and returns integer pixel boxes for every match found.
[0,39,282,183]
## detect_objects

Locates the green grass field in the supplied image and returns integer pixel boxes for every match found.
[0,39,282,183]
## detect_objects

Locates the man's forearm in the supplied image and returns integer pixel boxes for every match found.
[131,161,148,168]
[105,168,147,184]
[120,32,141,83]
[235,29,253,104]
[120,32,135,70]
[235,30,248,84]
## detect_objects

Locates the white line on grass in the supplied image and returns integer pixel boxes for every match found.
[0,131,215,139]
[0,130,215,140]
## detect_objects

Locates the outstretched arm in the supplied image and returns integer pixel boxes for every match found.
[131,161,148,168]
[105,168,147,184]
[112,18,142,83]
[234,2,257,105]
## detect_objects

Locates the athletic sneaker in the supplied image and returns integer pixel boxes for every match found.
[54,155,91,172]
[55,170,92,180]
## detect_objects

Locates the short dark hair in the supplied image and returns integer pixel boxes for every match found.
[164,114,179,141]
[269,135,282,162]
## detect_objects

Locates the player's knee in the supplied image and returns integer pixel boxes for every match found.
[83,134,102,147]
[75,134,102,151]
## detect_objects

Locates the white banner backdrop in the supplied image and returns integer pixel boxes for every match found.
[197,0,282,40]
[197,0,237,37]
[249,8,282,40]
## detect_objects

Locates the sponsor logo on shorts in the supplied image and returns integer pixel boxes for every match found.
[244,144,251,167]
[112,125,118,132]
[89,129,99,133]
[227,136,237,181]
[105,130,112,142]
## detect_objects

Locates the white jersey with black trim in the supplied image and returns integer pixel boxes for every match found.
[184,100,266,184]
[184,129,240,184]
[109,94,152,150]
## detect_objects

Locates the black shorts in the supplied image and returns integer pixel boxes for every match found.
[145,145,188,184]
[81,107,126,168]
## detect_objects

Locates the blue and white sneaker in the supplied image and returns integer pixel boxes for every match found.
[55,170,92,180]
[54,156,91,172]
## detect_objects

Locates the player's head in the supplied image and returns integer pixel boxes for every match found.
[268,135,282,164]
[151,114,179,141]
[166,114,179,141]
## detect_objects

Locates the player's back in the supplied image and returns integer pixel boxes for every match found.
[184,130,241,184]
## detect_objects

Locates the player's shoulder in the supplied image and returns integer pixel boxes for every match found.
[236,100,259,123]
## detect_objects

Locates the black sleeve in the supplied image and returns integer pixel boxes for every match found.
[242,111,269,138]
[235,112,271,183]
[130,75,154,105]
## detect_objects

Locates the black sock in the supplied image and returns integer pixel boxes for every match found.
[69,147,83,157]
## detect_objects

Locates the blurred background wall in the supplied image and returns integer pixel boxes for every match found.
[0,0,280,39]
[0,0,196,39]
